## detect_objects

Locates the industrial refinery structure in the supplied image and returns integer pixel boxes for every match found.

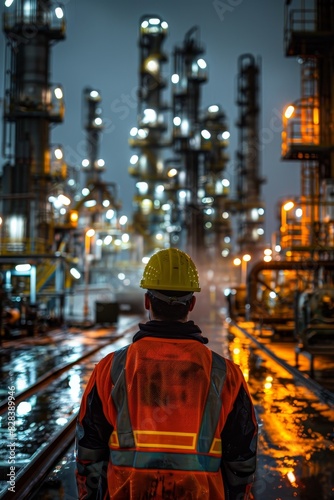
[0,0,333,355]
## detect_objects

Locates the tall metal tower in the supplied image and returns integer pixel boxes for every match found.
[235,54,265,256]
[281,0,334,259]
[1,0,66,253]
[171,26,208,261]
[0,0,69,326]
[128,15,170,258]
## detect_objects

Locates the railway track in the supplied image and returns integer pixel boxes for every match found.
[0,317,142,499]
[231,320,334,408]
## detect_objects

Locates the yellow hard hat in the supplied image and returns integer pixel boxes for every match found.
[140,248,201,292]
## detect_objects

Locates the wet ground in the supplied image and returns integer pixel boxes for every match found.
[0,312,333,499]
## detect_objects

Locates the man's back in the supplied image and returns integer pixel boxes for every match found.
[77,331,256,499]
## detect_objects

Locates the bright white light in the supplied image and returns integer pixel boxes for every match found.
[97,159,105,167]
[136,182,148,194]
[168,168,178,177]
[208,105,219,113]
[122,233,130,243]
[162,203,170,211]
[149,17,160,25]
[114,239,122,246]
[96,239,102,246]
[94,117,102,126]
[82,188,90,196]
[56,417,68,426]
[142,256,150,264]
[15,264,31,272]
[130,155,138,165]
[156,233,163,240]
[143,108,157,124]
[130,127,138,136]
[146,59,159,72]
[60,207,66,215]
[296,208,303,218]
[54,148,63,160]
[104,235,112,245]
[82,159,89,167]
[141,20,149,29]
[285,105,295,119]
[258,208,265,215]
[171,74,180,84]
[119,215,128,225]
[201,129,211,140]
[156,185,164,193]
[275,244,281,252]
[257,228,264,235]
[102,200,110,207]
[179,191,187,199]
[55,7,64,19]
[173,116,181,126]
[202,197,214,204]
[58,194,70,206]
[17,402,32,416]
[222,179,230,187]
[161,21,168,29]
[70,268,81,279]
[222,212,229,219]
[106,209,115,220]
[180,119,189,135]
[54,87,63,99]
[222,249,229,257]
[84,200,97,208]
[137,128,149,139]
[264,248,272,256]
[222,131,230,140]
[90,90,99,99]
[5,0,15,6]
[118,273,125,280]
[197,58,207,69]
[86,228,95,238]
[251,208,259,221]
[269,291,276,298]
[264,255,272,262]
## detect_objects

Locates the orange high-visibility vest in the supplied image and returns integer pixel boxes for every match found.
[83,337,255,499]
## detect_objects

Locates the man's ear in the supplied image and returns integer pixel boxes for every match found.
[144,292,151,310]
[188,295,196,311]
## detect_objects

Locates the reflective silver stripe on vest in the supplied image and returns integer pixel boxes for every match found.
[111,346,134,448]
[110,346,226,469]
[197,351,226,452]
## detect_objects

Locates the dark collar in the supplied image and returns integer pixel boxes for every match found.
[132,320,209,344]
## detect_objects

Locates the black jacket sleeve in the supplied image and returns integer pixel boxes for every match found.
[76,379,113,500]
[221,384,258,500]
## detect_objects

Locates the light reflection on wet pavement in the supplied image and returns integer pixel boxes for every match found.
[228,326,334,500]
[0,328,135,495]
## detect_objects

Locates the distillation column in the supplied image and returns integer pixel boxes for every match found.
[235,54,265,256]
[128,15,169,258]
[282,0,334,259]
[172,26,208,260]
[1,0,65,253]
[200,105,232,261]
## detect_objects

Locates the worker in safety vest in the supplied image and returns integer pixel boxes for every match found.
[75,248,258,499]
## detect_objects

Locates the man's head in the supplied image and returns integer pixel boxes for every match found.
[140,248,201,321]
